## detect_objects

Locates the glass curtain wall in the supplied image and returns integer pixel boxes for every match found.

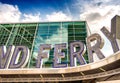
[0,21,88,68]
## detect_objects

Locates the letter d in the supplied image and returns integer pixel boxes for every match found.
[8,46,30,68]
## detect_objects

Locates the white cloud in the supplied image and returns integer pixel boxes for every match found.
[79,1,120,32]
[93,0,112,3]
[45,11,72,21]
[0,3,21,23]
[21,13,41,22]
[0,3,72,23]
[0,2,41,23]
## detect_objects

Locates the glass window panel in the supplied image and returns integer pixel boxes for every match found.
[0,21,88,68]
[73,21,85,25]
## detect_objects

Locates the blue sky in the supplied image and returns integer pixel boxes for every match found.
[0,0,119,23]
[0,0,76,19]
[0,0,72,12]
[0,0,120,61]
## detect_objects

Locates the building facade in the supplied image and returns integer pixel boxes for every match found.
[0,21,88,68]
[0,16,120,83]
